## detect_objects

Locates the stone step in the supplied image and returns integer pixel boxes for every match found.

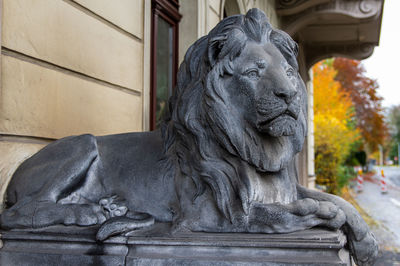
[0,227,350,265]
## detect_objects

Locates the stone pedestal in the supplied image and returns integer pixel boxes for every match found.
[0,228,350,265]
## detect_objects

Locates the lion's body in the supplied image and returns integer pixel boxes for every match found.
[1,8,377,265]
[5,131,177,225]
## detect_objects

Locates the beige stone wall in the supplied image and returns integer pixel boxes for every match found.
[254,0,280,28]
[179,0,280,63]
[178,0,223,63]
[208,0,222,31]
[207,0,280,34]
[0,0,149,206]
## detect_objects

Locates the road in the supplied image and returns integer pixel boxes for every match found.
[354,166,400,265]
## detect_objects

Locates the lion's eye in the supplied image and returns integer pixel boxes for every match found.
[286,67,295,77]
[245,69,259,79]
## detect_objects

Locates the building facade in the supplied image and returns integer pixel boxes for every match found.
[0,0,383,208]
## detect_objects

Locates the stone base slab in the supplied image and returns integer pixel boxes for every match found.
[0,228,351,265]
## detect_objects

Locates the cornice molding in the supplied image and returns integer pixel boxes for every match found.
[305,42,375,70]
[276,0,330,16]
[278,0,382,36]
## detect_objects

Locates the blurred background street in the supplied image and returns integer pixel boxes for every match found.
[354,166,400,265]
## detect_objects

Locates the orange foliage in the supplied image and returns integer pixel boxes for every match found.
[333,58,387,152]
[314,62,353,122]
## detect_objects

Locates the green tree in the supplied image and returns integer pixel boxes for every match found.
[387,105,400,163]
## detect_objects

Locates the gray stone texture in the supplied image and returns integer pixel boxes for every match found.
[0,228,350,265]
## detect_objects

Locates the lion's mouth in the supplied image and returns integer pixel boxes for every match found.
[257,109,299,137]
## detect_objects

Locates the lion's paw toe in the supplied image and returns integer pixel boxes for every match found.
[317,201,339,219]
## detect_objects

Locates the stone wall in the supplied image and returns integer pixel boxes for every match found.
[0,0,150,207]
[179,0,280,62]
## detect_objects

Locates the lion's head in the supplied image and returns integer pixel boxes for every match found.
[163,8,307,220]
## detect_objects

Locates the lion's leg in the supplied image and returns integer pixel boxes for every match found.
[96,214,155,241]
[1,201,107,230]
[35,202,107,227]
[296,184,378,266]
[6,134,99,205]
[246,198,346,234]
[1,134,102,229]
[1,201,106,229]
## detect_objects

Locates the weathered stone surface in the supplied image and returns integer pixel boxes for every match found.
[3,0,143,91]
[75,0,144,38]
[0,55,142,139]
[0,228,350,265]
[208,8,221,31]
[209,0,221,15]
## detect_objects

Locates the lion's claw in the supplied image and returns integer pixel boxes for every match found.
[348,231,378,266]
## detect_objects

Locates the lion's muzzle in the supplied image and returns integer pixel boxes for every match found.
[256,97,300,137]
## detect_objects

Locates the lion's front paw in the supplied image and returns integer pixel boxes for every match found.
[348,231,378,266]
[287,199,346,229]
[0,202,35,229]
[99,196,128,219]
[316,201,346,229]
[247,199,346,233]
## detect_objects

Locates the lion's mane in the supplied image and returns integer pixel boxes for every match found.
[162,9,307,221]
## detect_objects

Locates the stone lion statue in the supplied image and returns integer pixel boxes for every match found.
[1,8,377,265]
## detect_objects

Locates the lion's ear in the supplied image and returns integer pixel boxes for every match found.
[208,35,227,67]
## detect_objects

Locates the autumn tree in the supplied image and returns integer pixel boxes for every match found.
[333,58,387,153]
[313,60,359,194]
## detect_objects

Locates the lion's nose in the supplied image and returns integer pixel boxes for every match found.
[274,86,297,104]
